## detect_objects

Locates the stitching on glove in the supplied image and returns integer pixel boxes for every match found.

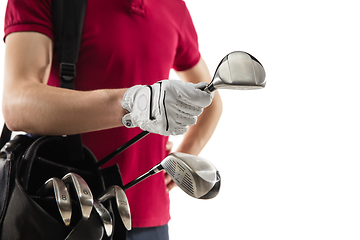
[147,85,155,120]
[158,82,162,115]
[163,90,169,131]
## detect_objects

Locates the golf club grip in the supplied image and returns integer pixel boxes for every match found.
[198,82,215,93]
[95,131,150,168]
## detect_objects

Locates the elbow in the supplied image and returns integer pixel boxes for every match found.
[2,103,19,132]
[2,97,26,132]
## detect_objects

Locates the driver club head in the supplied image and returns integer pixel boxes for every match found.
[98,185,131,231]
[62,173,94,219]
[37,177,72,226]
[204,51,266,92]
[161,152,221,199]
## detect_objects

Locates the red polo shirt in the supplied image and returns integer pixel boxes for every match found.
[4,0,200,227]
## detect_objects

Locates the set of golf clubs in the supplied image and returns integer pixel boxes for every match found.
[37,172,123,237]
[37,151,221,237]
[38,51,266,237]
[37,173,116,236]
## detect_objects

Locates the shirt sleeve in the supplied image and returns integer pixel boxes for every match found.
[4,0,54,41]
[172,2,201,71]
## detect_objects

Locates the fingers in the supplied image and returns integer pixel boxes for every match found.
[170,81,214,108]
[172,100,203,117]
[166,141,173,153]
[164,172,177,192]
[174,111,197,126]
[166,181,177,193]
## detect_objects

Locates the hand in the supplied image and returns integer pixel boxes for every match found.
[165,172,177,193]
[164,141,177,192]
[121,80,214,136]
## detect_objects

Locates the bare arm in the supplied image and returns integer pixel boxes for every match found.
[2,32,127,135]
[175,57,223,155]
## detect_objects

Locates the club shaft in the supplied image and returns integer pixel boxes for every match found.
[95,131,150,168]
[123,164,164,191]
[203,85,215,93]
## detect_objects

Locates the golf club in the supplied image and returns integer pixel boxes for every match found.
[204,51,266,92]
[62,172,93,219]
[37,177,72,226]
[94,200,113,237]
[95,51,266,168]
[123,152,221,199]
[98,185,131,231]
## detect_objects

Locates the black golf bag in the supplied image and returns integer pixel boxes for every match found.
[0,134,127,240]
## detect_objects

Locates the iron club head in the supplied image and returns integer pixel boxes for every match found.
[161,152,221,199]
[204,51,266,92]
[98,185,131,231]
[94,200,113,237]
[62,173,94,219]
[37,177,72,226]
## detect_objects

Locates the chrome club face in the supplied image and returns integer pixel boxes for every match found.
[161,152,221,199]
[37,177,72,226]
[204,51,266,92]
[62,172,94,219]
[98,185,131,231]
[123,152,221,200]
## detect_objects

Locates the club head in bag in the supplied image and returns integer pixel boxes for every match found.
[98,185,131,231]
[37,177,72,226]
[94,200,113,237]
[62,173,94,219]
[204,51,266,92]
[161,152,221,199]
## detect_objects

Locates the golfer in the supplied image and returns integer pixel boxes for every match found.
[2,0,222,239]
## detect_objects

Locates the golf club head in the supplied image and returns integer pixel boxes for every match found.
[37,177,72,226]
[62,173,94,219]
[161,152,221,199]
[94,200,113,237]
[205,51,266,92]
[98,185,132,231]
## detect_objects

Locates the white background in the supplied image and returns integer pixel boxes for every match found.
[1,0,359,239]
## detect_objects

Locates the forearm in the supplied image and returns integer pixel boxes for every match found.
[3,80,127,135]
[2,32,128,135]
[176,91,222,155]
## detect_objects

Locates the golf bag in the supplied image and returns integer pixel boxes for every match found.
[0,0,127,239]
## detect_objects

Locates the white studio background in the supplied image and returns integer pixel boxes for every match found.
[1,1,359,240]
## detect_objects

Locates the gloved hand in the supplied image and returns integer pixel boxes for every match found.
[122,80,214,136]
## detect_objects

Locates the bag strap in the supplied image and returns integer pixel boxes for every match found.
[52,0,87,161]
[0,124,11,149]
[53,0,87,90]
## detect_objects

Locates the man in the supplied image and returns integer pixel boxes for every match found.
[2,0,222,239]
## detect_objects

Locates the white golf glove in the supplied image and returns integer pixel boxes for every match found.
[122,80,214,136]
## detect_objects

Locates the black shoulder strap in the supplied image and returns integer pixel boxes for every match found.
[52,0,87,161]
[0,124,11,149]
[53,0,87,90]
